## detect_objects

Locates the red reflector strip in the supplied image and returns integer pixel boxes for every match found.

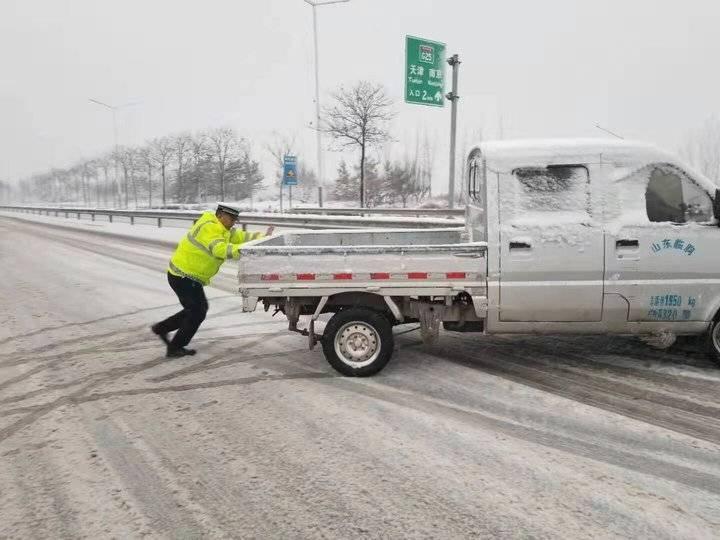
[333,273,352,280]
[446,272,466,279]
[408,272,428,279]
[296,273,316,281]
[371,272,391,280]
[261,274,279,281]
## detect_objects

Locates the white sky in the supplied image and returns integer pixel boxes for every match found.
[2,0,719,194]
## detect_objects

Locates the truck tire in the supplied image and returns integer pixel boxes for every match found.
[322,308,394,377]
[705,319,720,367]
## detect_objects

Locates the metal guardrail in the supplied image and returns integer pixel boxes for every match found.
[0,205,463,230]
[293,207,465,218]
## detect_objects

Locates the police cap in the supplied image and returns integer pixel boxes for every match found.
[217,204,240,217]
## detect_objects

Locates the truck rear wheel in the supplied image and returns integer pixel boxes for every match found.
[705,319,720,367]
[322,308,394,377]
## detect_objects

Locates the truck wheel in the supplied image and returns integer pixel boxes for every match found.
[705,319,720,367]
[322,308,394,377]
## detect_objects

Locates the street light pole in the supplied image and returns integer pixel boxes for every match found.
[446,54,461,209]
[311,3,322,208]
[89,98,139,208]
[304,0,349,208]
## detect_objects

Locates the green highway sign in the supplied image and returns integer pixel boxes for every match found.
[405,35,445,107]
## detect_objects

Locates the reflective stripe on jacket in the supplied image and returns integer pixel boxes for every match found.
[168,211,264,285]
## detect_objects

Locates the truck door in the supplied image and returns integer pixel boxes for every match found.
[604,163,718,322]
[498,164,605,322]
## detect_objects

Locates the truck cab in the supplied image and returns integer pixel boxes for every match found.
[468,139,720,339]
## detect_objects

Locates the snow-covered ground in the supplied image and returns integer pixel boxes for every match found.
[1,211,720,538]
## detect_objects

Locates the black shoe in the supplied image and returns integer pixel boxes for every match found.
[166,347,197,358]
[151,324,170,346]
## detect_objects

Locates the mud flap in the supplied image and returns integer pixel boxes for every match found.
[418,304,445,345]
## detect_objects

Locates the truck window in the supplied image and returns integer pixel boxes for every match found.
[646,168,683,222]
[645,165,713,224]
[511,165,589,214]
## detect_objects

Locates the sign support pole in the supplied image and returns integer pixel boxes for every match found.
[446,54,461,209]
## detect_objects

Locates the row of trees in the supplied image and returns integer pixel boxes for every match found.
[16,127,264,208]
[334,158,431,207]
[10,80,441,209]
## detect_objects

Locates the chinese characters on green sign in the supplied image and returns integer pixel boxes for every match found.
[405,35,445,107]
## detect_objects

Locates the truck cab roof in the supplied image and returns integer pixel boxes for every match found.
[473,138,717,194]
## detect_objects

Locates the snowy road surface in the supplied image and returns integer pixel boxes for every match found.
[1,212,720,539]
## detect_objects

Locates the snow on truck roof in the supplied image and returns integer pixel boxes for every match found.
[474,138,717,193]
[478,138,665,163]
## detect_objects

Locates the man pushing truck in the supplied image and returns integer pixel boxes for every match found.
[152,204,273,357]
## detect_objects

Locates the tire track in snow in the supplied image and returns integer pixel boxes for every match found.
[324,376,720,497]
[0,330,290,408]
[429,335,720,446]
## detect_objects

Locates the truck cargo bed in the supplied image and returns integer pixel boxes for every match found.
[237,228,487,306]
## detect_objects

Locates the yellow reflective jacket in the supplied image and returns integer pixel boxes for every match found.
[168,211,263,285]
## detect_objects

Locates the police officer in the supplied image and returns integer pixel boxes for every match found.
[152,204,273,357]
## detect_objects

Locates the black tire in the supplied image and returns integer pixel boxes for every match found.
[704,319,720,367]
[321,308,394,377]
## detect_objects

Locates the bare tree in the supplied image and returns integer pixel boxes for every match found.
[190,132,210,202]
[297,164,318,202]
[384,158,421,208]
[323,81,395,207]
[115,147,141,208]
[150,136,174,207]
[66,164,84,205]
[112,150,127,207]
[80,160,101,206]
[50,168,70,204]
[208,127,241,200]
[172,133,192,202]
[681,116,720,184]
[138,147,154,208]
[95,156,113,207]
[418,129,436,202]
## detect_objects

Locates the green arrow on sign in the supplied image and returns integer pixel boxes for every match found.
[405,35,446,108]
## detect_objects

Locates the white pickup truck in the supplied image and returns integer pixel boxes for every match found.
[238,139,720,376]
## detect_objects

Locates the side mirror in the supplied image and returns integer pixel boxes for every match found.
[714,189,720,225]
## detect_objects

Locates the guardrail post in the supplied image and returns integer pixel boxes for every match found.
[77,213,80,219]
[91,213,95,221]
[55,211,58,217]
[130,216,134,225]
[242,223,247,232]
[157,217,162,228]
[109,214,113,223]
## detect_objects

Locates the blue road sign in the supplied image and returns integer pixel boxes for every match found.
[283,155,298,186]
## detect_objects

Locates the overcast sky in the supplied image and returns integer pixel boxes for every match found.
[2,0,719,193]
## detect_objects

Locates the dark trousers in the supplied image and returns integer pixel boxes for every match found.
[155,272,208,349]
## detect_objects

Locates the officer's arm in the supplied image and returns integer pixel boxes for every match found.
[201,225,241,260]
[229,229,264,245]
